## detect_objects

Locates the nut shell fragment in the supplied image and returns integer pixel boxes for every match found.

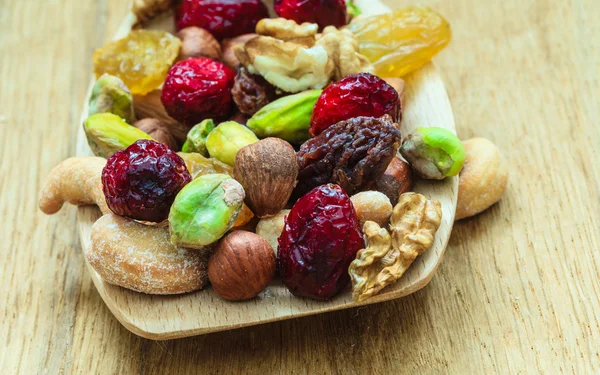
[349,192,442,302]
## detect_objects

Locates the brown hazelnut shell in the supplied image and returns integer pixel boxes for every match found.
[372,156,413,204]
[234,138,298,218]
[208,231,275,301]
[133,118,178,150]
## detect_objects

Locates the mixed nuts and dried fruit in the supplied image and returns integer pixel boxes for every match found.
[39,0,509,303]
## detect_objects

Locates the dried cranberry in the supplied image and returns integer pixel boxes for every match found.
[278,184,364,300]
[175,0,269,40]
[102,140,191,222]
[274,0,347,30]
[310,73,401,136]
[161,58,236,126]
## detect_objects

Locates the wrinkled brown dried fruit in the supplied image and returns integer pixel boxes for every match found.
[372,156,413,204]
[234,138,298,218]
[349,192,442,302]
[296,115,401,197]
[231,68,278,116]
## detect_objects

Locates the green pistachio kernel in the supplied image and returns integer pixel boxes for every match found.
[169,174,245,248]
[206,121,259,166]
[400,127,465,180]
[246,90,322,144]
[181,119,216,156]
[88,73,136,124]
[83,113,153,158]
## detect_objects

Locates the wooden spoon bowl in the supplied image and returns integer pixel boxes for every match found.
[75,0,457,340]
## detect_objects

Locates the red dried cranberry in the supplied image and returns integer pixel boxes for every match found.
[274,0,347,30]
[102,140,191,223]
[278,184,364,300]
[161,58,236,126]
[175,0,269,40]
[310,73,401,136]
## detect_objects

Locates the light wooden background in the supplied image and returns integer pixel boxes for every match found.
[1,0,599,373]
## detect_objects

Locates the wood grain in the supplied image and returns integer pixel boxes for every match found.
[1,0,599,373]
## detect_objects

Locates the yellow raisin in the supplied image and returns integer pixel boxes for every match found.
[177,152,233,179]
[93,30,181,95]
[347,6,451,77]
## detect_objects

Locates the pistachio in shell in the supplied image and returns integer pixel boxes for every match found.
[84,113,153,158]
[169,174,245,248]
[206,121,259,166]
[234,138,298,218]
[246,90,322,144]
[88,73,136,124]
[400,127,465,180]
[181,119,215,156]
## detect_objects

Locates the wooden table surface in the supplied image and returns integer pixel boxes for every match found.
[2,0,599,373]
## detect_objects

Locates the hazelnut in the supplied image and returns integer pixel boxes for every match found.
[350,191,393,228]
[133,118,178,150]
[208,230,275,301]
[177,27,222,61]
[372,156,413,204]
[234,138,298,218]
[221,33,257,69]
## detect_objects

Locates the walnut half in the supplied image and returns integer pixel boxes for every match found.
[348,192,442,302]
[234,18,374,93]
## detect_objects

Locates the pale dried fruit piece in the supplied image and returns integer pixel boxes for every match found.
[39,157,110,215]
[177,152,232,180]
[93,30,181,95]
[88,74,136,124]
[456,138,509,220]
[350,191,392,227]
[84,113,153,158]
[400,127,465,180]
[349,192,442,302]
[89,213,211,294]
[234,138,298,218]
[256,209,290,254]
[169,174,245,248]
[347,6,451,77]
[208,230,275,301]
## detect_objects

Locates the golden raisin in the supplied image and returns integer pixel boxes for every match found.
[347,6,451,77]
[93,30,181,95]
